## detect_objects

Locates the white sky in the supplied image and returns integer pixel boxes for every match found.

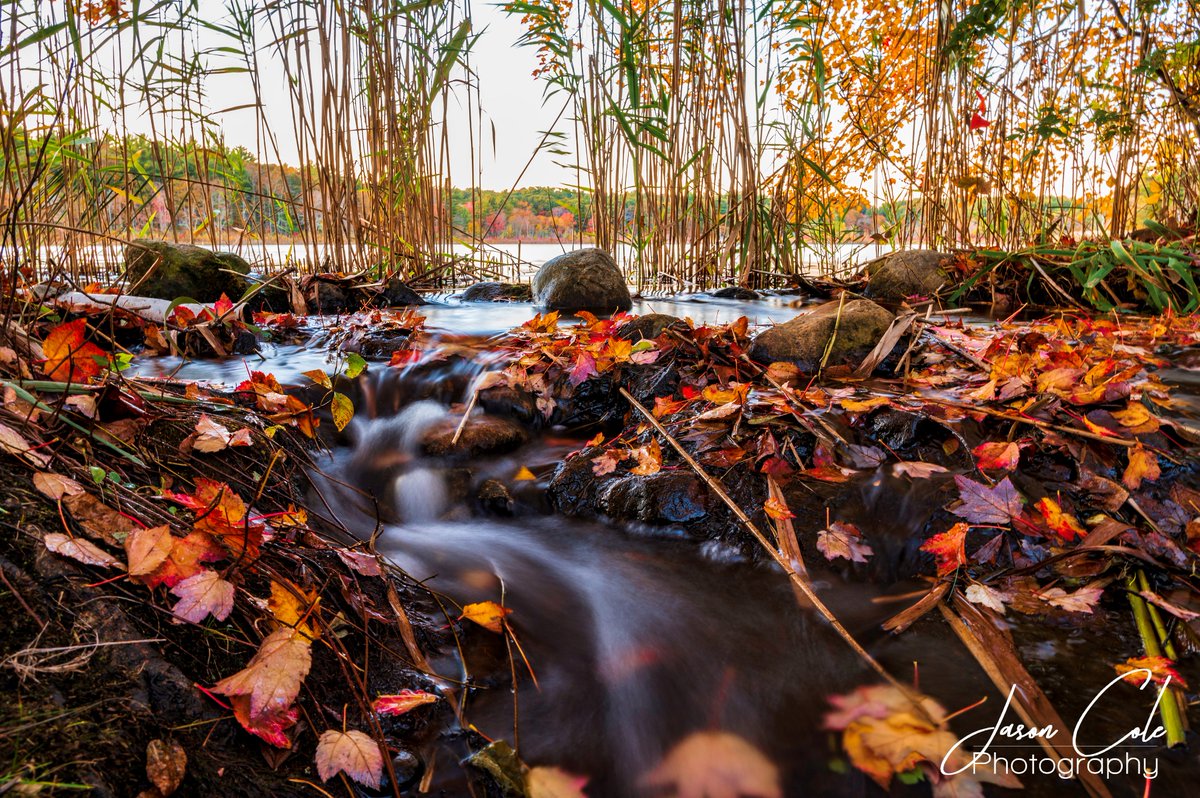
[192,0,573,190]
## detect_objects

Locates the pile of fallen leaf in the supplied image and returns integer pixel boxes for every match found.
[0,310,462,796]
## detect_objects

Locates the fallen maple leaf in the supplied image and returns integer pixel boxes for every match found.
[568,350,598,386]
[44,533,123,569]
[920,523,969,575]
[337,549,383,577]
[315,729,383,789]
[171,570,235,623]
[0,422,50,467]
[372,689,439,716]
[1034,497,1086,541]
[460,600,511,633]
[1039,585,1103,613]
[1114,656,1187,689]
[230,696,296,748]
[972,441,1021,471]
[269,579,321,639]
[629,439,662,476]
[892,462,949,479]
[42,318,107,383]
[592,450,620,476]
[963,583,1008,614]
[640,731,781,798]
[32,471,86,500]
[527,766,589,798]
[1123,444,1161,490]
[817,522,873,563]
[125,525,174,576]
[951,476,1023,526]
[193,414,233,452]
[212,628,312,720]
[764,495,794,520]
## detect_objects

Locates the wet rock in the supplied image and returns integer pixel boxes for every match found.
[478,385,540,425]
[421,415,529,457]
[341,328,409,359]
[748,298,893,371]
[305,279,355,314]
[712,286,760,300]
[616,313,684,341]
[598,472,709,525]
[376,275,426,307]
[532,248,632,313]
[865,249,952,300]
[124,241,249,303]
[477,479,514,516]
[460,282,532,303]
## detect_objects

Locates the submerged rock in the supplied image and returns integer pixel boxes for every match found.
[421,414,528,457]
[712,286,760,301]
[531,248,632,313]
[460,282,532,303]
[376,275,427,308]
[304,278,354,314]
[124,241,250,303]
[864,249,952,300]
[748,297,893,371]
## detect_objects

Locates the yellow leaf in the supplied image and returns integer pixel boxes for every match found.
[513,466,537,481]
[269,579,321,639]
[331,392,354,432]
[302,369,332,389]
[460,600,511,633]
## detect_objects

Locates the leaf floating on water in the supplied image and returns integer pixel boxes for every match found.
[527,765,589,798]
[1114,656,1187,689]
[315,729,383,789]
[460,600,511,633]
[950,475,1023,526]
[816,522,872,563]
[1039,584,1103,613]
[640,731,782,798]
[372,689,439,716]
[920,523,969,575]
[1033,497,1086,541]
[171,570,235,623]
[963,583,1008,614]
[892,461,949,479]
[44,533,124,569]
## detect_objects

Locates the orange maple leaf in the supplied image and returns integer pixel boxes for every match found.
[42,319,107,383]
[920,522,969,575]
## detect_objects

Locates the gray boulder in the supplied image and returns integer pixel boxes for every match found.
[460,282,533,303]
[749,297,894,372]
[531,248,632,313]
[865,249,953,300]
[124,241,250,302]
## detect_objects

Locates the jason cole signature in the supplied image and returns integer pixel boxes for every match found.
[941,669,1171,780]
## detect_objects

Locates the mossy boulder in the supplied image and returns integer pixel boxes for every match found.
[532,248,632,313]
[749,298,893,372]
[124,241,250,302]
[864,249,953,300]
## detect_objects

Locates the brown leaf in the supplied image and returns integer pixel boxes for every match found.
[33,471,86,500]
[315,730,383,789]
[0,422,50,467]
[125,525,174,576]
[62,491,137,546]
[212,628,312,720]
[146,739,187,797]
[44,533,123,569]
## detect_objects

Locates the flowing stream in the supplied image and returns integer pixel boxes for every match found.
[157,296,1200,796]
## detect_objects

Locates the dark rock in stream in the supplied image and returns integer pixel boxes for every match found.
[374,275,427,308]
[477,479,515,516]
[532,248,632,313]
[748,297,893,371]
[124,241,250,302]
[598,472,709,524]
[712,285,761,300]
[460,281,533,302]
[305,278,354,314]
[864,249,953,300]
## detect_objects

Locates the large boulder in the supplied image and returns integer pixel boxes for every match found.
[124,241,250,302]
[376,275,427,308]
[749,298,893,372]
[531,248,632,313]
[460,282,532,303]
[864,249,953,300]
